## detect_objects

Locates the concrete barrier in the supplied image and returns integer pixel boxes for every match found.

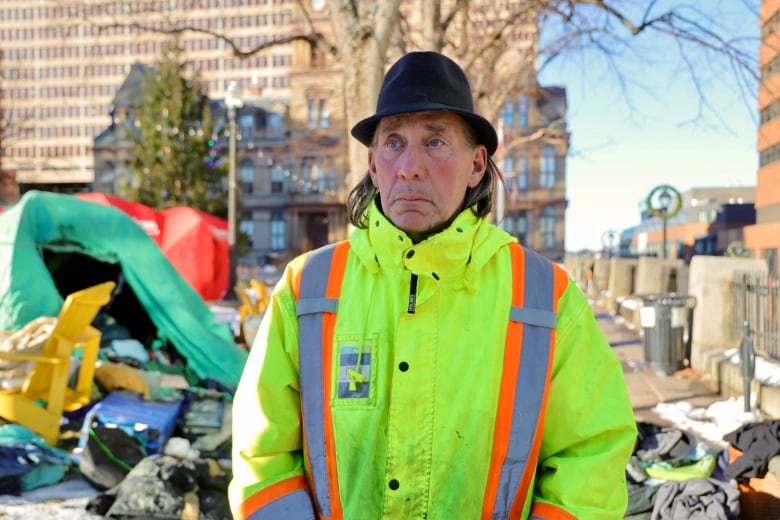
[687,256,780,417]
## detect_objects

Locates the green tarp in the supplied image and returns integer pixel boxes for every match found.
[0,191,247,389]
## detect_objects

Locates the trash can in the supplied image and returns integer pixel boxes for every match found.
[636,293,697,376]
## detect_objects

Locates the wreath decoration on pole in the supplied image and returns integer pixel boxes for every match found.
[726,241,748,257]
[646,184,682,220]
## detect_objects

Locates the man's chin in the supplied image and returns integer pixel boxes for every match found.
[390,211,429,231]
[389,214,452,243]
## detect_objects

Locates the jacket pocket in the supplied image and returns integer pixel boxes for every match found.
[333,333,378,406]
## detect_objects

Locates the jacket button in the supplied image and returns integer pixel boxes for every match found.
[398,361,409,372]
[388,479,400,490]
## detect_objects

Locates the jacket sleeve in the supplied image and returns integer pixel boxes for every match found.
[532,282,637,519]
[228,269,316,520]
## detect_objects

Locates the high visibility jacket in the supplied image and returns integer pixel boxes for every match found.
[230,204,637,520]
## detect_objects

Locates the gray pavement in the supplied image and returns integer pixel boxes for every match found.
[591,302,723,426]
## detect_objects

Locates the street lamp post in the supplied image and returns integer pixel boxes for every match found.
[646,184,680,260]
[225,81,243,297]
[658,188,672,259]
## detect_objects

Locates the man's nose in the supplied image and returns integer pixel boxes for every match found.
[397,145,425,179]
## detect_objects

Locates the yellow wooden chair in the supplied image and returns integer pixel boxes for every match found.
[0,281,116,445]
[248,278,270,314]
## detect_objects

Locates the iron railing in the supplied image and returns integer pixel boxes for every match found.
[731,272,780,360]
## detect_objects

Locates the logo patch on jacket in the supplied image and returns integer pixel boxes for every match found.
[338,344,371,399]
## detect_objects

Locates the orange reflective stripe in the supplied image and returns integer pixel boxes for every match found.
[325,241,349,299]
[529,501,577,520]
[238,475,308,520]
[482,245,526,518]
[291,253,309,300]
[552,263,570,311]
[320,241,349,519]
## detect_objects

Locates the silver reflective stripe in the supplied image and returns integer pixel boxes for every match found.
[296,297,339,316]
[297,242,339,518]
[249,489,316,519]
[493,247,556,516]
[509,306,556,328]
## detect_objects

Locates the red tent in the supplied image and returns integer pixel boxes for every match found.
[75,193,228,301]
[159,206,229,302]
[76,193,163,245]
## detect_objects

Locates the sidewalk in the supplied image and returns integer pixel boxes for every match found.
[591,302,723,426]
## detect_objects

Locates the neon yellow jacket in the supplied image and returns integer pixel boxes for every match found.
[230,205,636,519]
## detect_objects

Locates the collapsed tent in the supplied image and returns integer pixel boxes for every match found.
[0,190,247,389]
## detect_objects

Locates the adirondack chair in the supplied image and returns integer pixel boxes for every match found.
[0,281,116,445]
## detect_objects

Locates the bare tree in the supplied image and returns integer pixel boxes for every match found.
[311,0,759,187]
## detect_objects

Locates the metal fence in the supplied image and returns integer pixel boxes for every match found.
[731,272,780,360]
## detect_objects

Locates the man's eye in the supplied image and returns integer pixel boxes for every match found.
[386,138,400,149]
[428,138,444,148]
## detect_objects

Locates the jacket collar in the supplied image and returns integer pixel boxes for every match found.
[350,200,512,284]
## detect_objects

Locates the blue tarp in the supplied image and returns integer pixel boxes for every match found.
[0,190,247,389]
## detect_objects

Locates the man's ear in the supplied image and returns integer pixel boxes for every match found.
[468,145,488,188]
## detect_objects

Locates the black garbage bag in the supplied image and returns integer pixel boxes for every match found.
[86,454,230,519]
[79,425,146,491]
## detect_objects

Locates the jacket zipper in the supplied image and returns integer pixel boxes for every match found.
[407,273,418,314]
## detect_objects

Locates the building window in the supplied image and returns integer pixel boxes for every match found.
[517,152,528,189]
[501,152,514,177]
[271,164,284,193]
[268,113,284,138]
[327,162,338,193]
[240,160,254,194]
[500,98,515,128]
[540,206,556,248]
[239,112,254,138]
[301,158,312,194]
[308,99,317,129]
[240,212,254,249]
[517,95,529,127]
[319,99,329,128]
[697,209,717,223]
[540,147,556,188]
[504,213,515,235]
[97,163,117,193]
[501,152,515,191]
[310,158,324,192]
[307,98,330,130]
[517,211,528,245]
[271,211,286,251]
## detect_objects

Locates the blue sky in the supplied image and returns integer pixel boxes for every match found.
[538,1,760,252]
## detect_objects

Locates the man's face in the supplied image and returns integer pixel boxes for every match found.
[368,111,487,242]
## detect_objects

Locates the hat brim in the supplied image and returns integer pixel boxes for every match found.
[350,101,498,156]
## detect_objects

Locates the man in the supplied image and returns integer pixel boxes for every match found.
[230,51,636,519]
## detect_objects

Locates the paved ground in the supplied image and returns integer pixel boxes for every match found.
[591,302,724,426]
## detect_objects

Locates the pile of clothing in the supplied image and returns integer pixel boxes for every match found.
[722,419,780,520]
[625,421,740,519]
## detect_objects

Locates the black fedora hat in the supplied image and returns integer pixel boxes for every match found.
[350,51,498,156]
